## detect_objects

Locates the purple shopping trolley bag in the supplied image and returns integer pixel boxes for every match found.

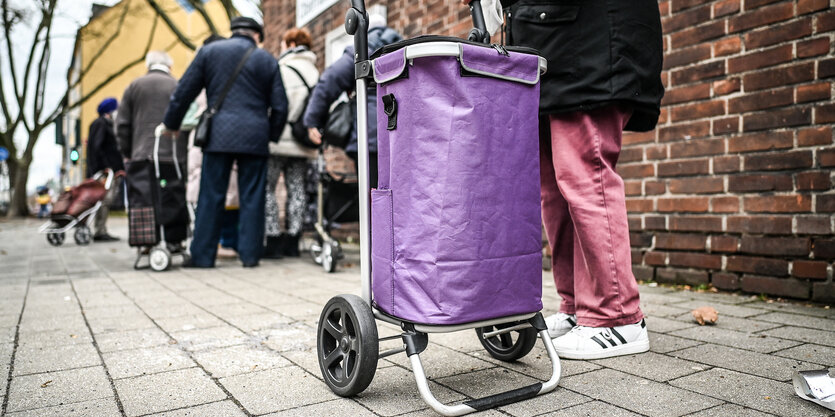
[370,37,545,325]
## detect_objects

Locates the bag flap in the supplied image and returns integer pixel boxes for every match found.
[459,44,541,85]
[373,48,407,84]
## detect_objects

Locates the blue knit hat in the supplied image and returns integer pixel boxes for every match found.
[97,97,118,115]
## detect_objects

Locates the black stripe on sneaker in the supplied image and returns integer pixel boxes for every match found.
[604,335,617,347]
[610,327,627,344]
[567,317,576,326]
[591,336,608,349]
[641,319,646,328]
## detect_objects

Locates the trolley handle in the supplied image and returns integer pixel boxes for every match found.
[468,0,490,43]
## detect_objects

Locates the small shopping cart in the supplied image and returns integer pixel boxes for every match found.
[315,2,561,415]
[40,169,118,246]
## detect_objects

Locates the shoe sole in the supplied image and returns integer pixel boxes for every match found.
[556,339,650,360]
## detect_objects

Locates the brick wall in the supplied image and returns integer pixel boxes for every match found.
[624,0,835,302]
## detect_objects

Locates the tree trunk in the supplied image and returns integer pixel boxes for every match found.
[8,160,30,217]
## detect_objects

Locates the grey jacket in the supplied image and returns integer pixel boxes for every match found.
[116,69,180,161]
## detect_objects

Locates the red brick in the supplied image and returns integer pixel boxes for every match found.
[625,181,643,196]
[627,199,654,213]
[660,0,671,16]
[658,197,710,212]
[740,236,811,256]
[727,174,793,192]
[657,268,711,285]
[659,121,711,142]
[797,0,829,15]
[659,160,710,177]
[670,216,724,232]
[728,131,794,153]
[743,63,815,91]
[744,18,812,49]
[646,180,667,195]
[713,117,740,135]
[618,163,655,179]
[744,150,813,171]
[798,127,833,146]
[713,78,740,96]
[671,21,726,49]
[713,0,740,17]
[669,177,724,194]
[741,276,810,299]
[712,196,740,213]
[818,10,835,32]
[668,252,722,269]
[743,107,812,132]
[662,5,712,33]
[671,100,726,122]
[671,61,726,86]
[646,145,668,160]
[797,215,832,234]
[728,88,794,114]
[728,256,789,276]
[814,239,835,259]
[797,171,831,190]
[813,282,835,303]
[797,37,830,58]
[645,251,668,266]
[662,83,712,105]
[744,195,813,213]
[727,215,793,234]
[669,138,725,158]
[664,45,714,69]
[628,216,643,230]
[820,58,835,78]
[796,82,831,103]
[630,232,654,247]
[713,36,742,57]
[744,0,784,8]
[656,233,707,250]
[793,260,829,280]
[727,44,793,74]
[632,250,642,264]
[659,108,669,124]
[712,272,741,290]
[623,131,657,145]
[817,195,835,212]
[714,155,741,173]
[821,149,835,167]
[729,2,794,33]
[620,147,644,163]
[711,235,739,253]
[816,104,835,124]
[671,0,714,12]
[646,216,668,230]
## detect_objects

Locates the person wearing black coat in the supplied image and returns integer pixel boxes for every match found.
[489,0,664,359]
[162,17,289,268]
[86,97,125,242]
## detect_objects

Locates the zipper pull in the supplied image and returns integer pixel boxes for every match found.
[491,44,509,57]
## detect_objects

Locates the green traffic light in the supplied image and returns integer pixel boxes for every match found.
[70,148,79,163]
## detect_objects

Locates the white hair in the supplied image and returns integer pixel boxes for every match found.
[145,51,173,69]
[368,13,386,30]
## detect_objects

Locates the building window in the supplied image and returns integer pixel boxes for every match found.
[296,0,340,27]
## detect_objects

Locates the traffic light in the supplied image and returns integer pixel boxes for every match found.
[70,147,80,165]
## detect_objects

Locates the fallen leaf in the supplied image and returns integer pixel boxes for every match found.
[168,339,177,345]
[691,306,719,325]
[0,250,6,255]
[70,334,78,339]
[764,396,771,400]
[40,380,53,388]
[251,365,258,370]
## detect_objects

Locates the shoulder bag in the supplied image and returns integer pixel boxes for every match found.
[194,46,256,148]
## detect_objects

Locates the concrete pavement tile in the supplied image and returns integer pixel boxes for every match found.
[133,298,201,317]
[672,344,820,381]
[669,326,802,353]
[181,290,241,307]
[669,300,767,318]
[279,349,325,379]
[641,303,691,318]
[81,304,144,320]
[0,300,23,316]
[683,403,779,417]
[639,292,690,306]
[774,344,835,367]
[754,312,835,331]
[70,278,120,293]
[669,368,827,417]
[77,291,134,308]
[536,400,642,417]
[171,326,250,352]
[192,344,291,378]
[0,326,16,344]
[155,314,227,334]
[591,351,702,382]
[355,365,465,416]
[87,314,157,334]
[5,398,120,417]
[498,388,589,417]
[672,314,783,333]
[207,302,271,317]
[759,326,835,347]
[146,400,247,416]
[102,346,195,379]
[263,399,374,416]
[17,328,92,349]
[115,367,226,416]
[424,330,486,353]
[752,301,835,319]
[0,314,19,327]
[220,365,337,415]
[18,313,87,334]
[223,312,294,332]
[5,366,112,413]
[561,368,722,417]
[95,327,172,352]
[678,291,760,305]
[478,345,600,380]
[645,316,698,333]
[266,300,323,321]
[13,343,101,376]
[649,332,703,353]
[384,343,495,379]
[261,322,317,352]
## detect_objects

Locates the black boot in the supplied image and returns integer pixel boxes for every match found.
[282,234,301,257]
[262,236,283,259]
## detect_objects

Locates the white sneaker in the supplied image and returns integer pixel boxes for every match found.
[545,312,577,338]
[552,319,650,360]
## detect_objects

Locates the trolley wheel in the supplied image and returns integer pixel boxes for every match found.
[149,247,171,271]
[181,252,191,266]
[46,232,65,246]
[321,241,338,273]
[310,236,324,265]
[475,323,538,362]
[74,224,92,246]
[317,294,378,397]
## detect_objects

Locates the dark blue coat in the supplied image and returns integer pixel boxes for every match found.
[164,35,288,156]
[303,27,402,154]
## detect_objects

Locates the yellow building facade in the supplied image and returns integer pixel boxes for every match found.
[64,0,231,182]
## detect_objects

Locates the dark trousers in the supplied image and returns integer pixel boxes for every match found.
[347,151,378,189]
[191,152,267,266]
[220,209,239,250]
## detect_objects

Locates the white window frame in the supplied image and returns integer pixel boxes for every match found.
[296,0,340,28]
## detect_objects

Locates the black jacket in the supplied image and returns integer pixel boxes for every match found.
[504,0,664,131]
[164,34,288,156]
[86,116,124,178]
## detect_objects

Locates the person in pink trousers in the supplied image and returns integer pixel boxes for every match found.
[465,0,665,359]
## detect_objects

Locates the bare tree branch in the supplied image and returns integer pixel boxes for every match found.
[145,0,196,50]
[79,0,131,77]
[186,0,218,35]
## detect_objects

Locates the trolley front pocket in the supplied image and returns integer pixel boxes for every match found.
[371,188,394,314]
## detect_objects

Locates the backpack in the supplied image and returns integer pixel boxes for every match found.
[284,65,318,148]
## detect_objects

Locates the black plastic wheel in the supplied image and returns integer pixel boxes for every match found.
[317,294,378,397]
[47,232,65,246]
[74,225,92,245]
[476,322,538,362]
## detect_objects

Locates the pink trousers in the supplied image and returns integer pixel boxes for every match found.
[540,105,643,327]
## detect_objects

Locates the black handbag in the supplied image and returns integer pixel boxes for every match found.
[322,95,354,149]
[194,46,256,148]
[284,65,318,148]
